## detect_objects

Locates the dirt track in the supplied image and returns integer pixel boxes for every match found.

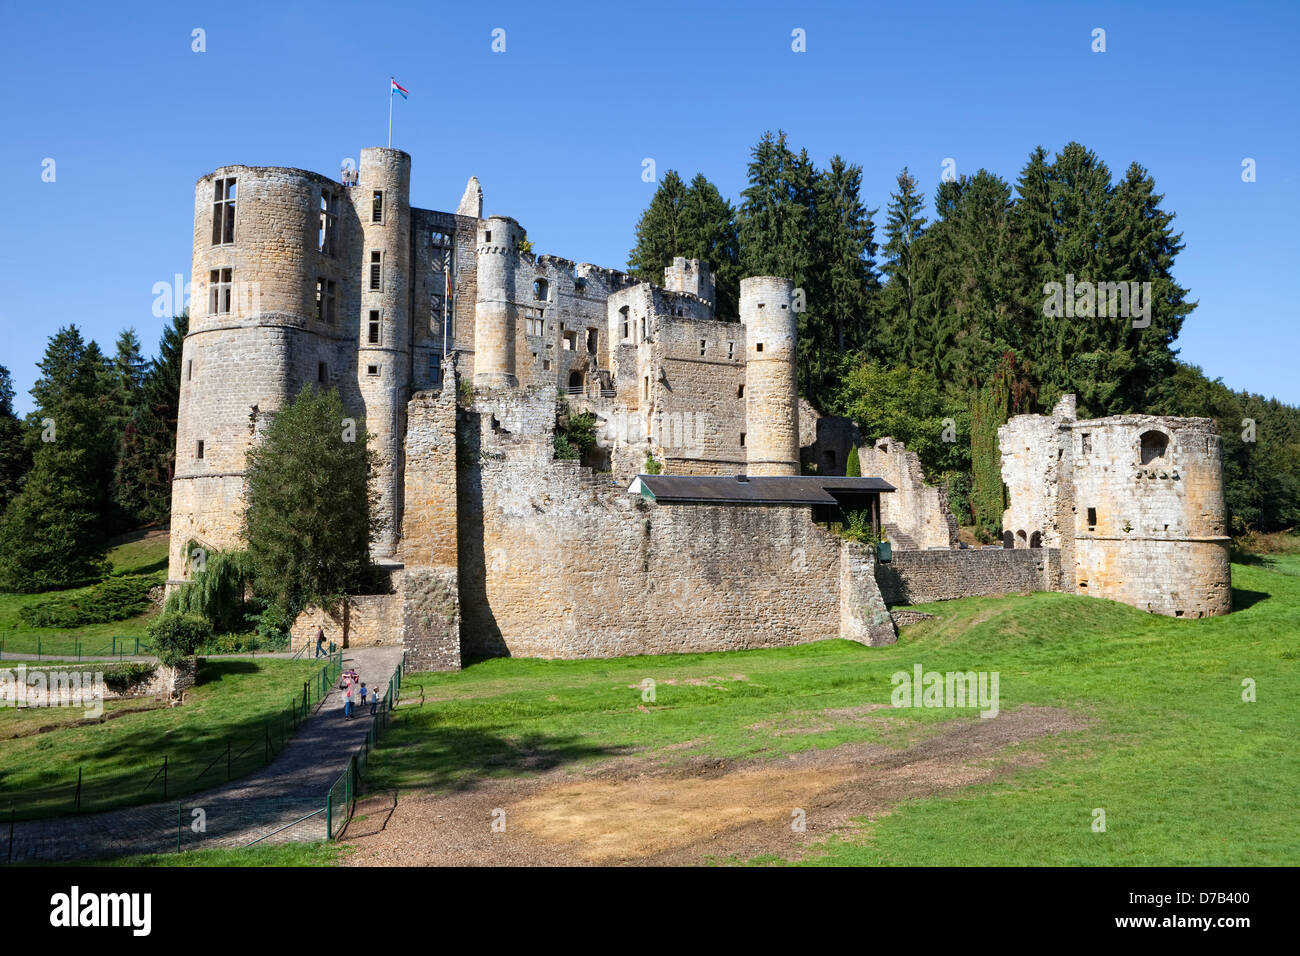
[342,705,1087,865]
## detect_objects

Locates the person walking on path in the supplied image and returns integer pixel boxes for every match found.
[343,681,354,720]
[315,626,326,659]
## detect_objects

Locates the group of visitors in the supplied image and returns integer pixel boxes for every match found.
[340,664,380,720]
[313,627,381,720]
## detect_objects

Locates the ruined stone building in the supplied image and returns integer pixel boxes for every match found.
[168,146,1231,669]
[999,395,1231,617]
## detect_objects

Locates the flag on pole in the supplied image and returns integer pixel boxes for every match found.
[391,79,409,99]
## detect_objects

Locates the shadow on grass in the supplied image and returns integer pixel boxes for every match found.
[195,659,260,683]
[1231,587,1270,612]
[373,724,633,794]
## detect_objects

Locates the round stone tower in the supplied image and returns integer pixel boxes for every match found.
[354,147,412,557]
[473,215,524,388]
[170,163,344,585]
[740,276,800,476]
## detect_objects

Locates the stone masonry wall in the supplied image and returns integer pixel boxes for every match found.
[454,389,895,659]
[858,438,958,551]
[875,548,1054,605]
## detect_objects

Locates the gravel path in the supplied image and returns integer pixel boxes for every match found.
[3,646,404,863]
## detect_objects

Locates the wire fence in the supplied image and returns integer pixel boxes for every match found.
[1,650,343,824]
[325,657,404,840]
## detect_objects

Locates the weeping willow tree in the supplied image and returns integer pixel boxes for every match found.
[164,544,254,633]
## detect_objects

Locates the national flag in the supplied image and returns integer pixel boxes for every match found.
[391,79,409,99]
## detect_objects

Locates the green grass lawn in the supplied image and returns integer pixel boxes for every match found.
[0,657,325,821]
[366,558,1298,866]
[0,529,169,658]
[64,841,350,867]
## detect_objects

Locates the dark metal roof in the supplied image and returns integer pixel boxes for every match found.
[629,474,895,505]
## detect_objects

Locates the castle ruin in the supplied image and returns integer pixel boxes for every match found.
[168,147,1232,668]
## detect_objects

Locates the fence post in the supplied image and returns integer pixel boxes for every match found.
[265,724,270,763]
[177,803,182,853]
[74,767,82,813]
[7,807,13,864]
[163,754,168,799]
[326,792,332,840]
[226,741,231,782]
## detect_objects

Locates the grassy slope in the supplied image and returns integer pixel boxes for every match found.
[0,657,323,820]
[368,557,1298,866]
[0,530,169,657]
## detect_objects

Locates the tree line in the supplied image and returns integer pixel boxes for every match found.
[627,132,1300,537]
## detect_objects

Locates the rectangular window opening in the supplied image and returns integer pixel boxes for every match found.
[371,190,384,223]
[368,310,381,345]
[318,362,328,383]
[369,251,382,291]
[208,268,232,314]
[211,177,236,245]
[316,278,336,323]
[196,440,205,459]
[1086,507,1097,528]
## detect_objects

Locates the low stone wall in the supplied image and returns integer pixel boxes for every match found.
[291,592,403,652]
[875,548,1057,606]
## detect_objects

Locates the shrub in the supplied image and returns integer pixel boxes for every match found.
[846,446,862,478]
[644,453,662,475]
[19,574,158,628]
[146,612,213,667]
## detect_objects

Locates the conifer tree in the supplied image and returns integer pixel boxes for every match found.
[0,326,115,590]
[0,366,31,517]
[627,170,689,284]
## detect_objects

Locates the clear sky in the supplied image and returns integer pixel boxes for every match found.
[1,0,1296,415]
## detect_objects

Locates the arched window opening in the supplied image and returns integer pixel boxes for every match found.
[1140,430,1169,465]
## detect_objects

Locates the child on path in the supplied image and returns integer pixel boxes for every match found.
[359,683,368,706]
[343,682,354,720]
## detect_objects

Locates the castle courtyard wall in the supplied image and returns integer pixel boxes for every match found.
[452,390,894,660]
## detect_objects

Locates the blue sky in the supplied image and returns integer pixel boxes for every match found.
[1,0,1296,414]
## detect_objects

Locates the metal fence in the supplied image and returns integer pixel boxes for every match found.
[325,657,404,840]
[1,650,343,825]
[0,635,155,661]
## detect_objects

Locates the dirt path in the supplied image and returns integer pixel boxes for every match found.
[344,705,1088,866]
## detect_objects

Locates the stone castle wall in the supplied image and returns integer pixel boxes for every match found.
[875,548,1056,605]
[451,388,893,660]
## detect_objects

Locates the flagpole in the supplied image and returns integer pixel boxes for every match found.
[387,77,393,147]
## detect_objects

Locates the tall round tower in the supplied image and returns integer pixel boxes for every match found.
[170,164,345,586]
[354,147,412,558]
[473,215,524,388]
[740,276,800,476]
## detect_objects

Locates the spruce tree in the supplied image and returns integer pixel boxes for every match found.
[0,327,115,590]
[681,174,741,319]
[113,314,187,524]
[878,168,929,363]
[627,170,689,284]
[0,366,31,517]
